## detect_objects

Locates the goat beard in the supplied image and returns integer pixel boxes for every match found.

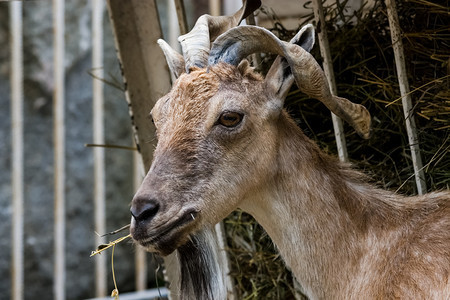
[177,227,227,300]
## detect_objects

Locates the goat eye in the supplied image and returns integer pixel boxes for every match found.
[218,112,243,128]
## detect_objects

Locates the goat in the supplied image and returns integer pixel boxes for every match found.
[129,1,450,299]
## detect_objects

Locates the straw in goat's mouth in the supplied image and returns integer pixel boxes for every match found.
[90,225,132,299]
[90,233,131,257]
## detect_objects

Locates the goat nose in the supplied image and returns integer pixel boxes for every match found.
[130,199,159,222]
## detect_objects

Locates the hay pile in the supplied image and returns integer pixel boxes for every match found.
[225,0,449,298]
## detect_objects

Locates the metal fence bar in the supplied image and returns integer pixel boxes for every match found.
[168,0,181,52]
[209,0,221,16]
[133,145,147,291]
[244,2,262,68]
[87,288,169,300]
[173,0,188,35]
[134,244,148,291]
[385,0,427,194]
[312,0,348,162]
[53,0,66,299]
[92,0,107,296]
[223,0,241,15]
[10,2,24,300]
[214,222,237,299]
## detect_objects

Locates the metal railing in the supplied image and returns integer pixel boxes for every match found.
[7,1,150,299]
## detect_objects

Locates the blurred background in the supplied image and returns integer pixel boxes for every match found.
[0,0,448,299]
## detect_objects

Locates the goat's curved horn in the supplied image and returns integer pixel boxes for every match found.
[209,25,371,139]
[178,0,261,73]
[157,39,186,79]
[265,24,315,100]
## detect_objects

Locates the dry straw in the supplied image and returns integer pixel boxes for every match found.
[90,229,131,298]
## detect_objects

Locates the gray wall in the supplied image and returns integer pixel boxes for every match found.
[0,1,156,299]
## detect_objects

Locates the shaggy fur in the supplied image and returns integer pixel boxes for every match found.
[177,228,226,300]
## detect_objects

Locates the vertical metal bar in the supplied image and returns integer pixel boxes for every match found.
[92,0,107,296]
[223,0,241,15]
[10,2,24,300]
[133,147,147,291]
[209,0,221,16]
[53,0,66,299]
[214,222,237,299]
[134,245,148,291]
[168,0,181,51]
[385,0,426,194]
[243,2,262,68]
[312,0,348,162]
[173,0,188,35]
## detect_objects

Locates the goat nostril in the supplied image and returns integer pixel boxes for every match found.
[130,201,160,222]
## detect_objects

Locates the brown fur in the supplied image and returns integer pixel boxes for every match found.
[262,114,450,299]
[131,63,450,299]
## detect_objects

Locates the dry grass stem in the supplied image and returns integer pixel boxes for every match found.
[111,244,119,299]
[85,143,137,151]
[90,234,131,257]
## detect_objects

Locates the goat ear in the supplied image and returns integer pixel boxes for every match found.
[158,39,186,80]
[264,24,315,104]
[295,24,315,52]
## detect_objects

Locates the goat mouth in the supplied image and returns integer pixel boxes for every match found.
[131,209,199,255]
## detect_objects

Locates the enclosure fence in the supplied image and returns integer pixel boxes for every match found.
[7,0,427,299]
[7,1,149,299]
[10,2,24,300]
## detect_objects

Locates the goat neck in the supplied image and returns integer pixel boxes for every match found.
[239,111,449,299]
[238,113,362,297]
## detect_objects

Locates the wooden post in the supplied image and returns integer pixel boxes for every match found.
[312,0,348,162]
[106,0,171,167]
[385,0,427,194]
[106,0,178,297]
[10,2,24,300]
[53,0,66,299]
[92,0,107,296]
